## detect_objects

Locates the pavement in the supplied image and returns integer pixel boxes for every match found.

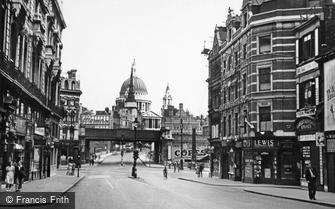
[155,165,335,208]
[0,164,87,193]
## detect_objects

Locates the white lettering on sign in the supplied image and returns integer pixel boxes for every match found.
[297,61,318,75]
[254,139,275,148]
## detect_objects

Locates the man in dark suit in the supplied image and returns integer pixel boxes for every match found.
[305,163,318,200]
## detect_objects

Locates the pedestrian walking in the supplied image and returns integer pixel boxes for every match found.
[5,161,15,191]
[14,161,19,191]
[199,164,204,178]
[163,166,168,179]
[305,163,318,200]
[173,162,176,173]
[17,160,26,191]
[177,162,180,172]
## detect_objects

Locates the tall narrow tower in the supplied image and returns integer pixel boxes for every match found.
[162,84,173,110]
[125,59,138,120]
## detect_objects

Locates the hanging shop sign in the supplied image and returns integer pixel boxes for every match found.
[297,61,318,75]
[296,107,316,118]
[296,117,317,132]
[34,123,45,136]
[15,118,26,135]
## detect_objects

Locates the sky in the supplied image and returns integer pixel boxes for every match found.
[61,0,243,116]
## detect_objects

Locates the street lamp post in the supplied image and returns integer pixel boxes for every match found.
[180,118,183,170]
[131,118,139,178]
[121,135,124,166]
[207,145,215,178]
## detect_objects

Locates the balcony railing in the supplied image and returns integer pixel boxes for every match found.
[0,52,46,105]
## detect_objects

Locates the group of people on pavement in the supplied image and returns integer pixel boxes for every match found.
[5,160,26,192]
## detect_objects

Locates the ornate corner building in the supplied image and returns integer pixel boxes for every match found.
[0,0,66,180]
[206,0,335,187]
[59,69,82,162]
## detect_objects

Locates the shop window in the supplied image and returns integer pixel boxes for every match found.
[299,32,315,63]
[259,67,271,91]
[258,35,271,54]
[299,79,316,109]
[259,106,271,132]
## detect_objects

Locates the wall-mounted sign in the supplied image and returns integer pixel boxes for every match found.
[327,139,335,152]
[254,139,275,148]
[243,139,252,148]
[15,118,26,135]
[324,58,335,131]
[296,107,316,118]
[316,132,325,146]
[296,117,316,132]
[297,61,318,75]
[34,127,45,136]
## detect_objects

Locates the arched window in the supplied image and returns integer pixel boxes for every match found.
[10,23,17,61]
[72,81,75,90]
[64,80,68,89]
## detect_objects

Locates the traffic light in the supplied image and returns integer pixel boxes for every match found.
[133,150,139,159]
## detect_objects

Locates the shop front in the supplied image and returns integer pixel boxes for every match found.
[326,132,335,192]
[227,140,242,181]
[295,116,323,188]
[242,137,279,184]
[32,126,45,180]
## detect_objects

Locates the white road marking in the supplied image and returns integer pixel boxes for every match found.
[87,175,114,190]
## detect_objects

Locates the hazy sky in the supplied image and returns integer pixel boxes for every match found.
[61,0,243,116]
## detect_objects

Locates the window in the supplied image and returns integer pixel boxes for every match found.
[228,87,231,101]
[234,51,239,67]
[10,24,18,61]
[242,74,247,95]
[227,56,232,71]
[223,89,226,104]
[299,32,315,63]
[223,117,226,137]
[243,110,247,134]
[235,113,238,135]
[243,44,247,59]
[243,12,248,27]
[259,106,271,131]
[228,115,232,136]
[64,80,68,89]
[235,82,239,100]
[0,0,5,51]
[259,67,271,91]
[259,35,271,54]
[299,79,316,108]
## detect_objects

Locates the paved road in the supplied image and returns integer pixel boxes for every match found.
[71,152,331,209]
